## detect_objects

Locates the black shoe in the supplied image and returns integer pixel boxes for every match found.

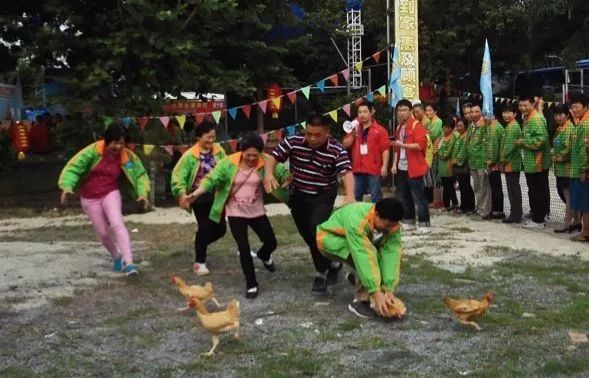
[554,226,572,234]
[326,263,343,285]
[246,287,258,299]
[259,257,276,272]
[312,277,328,293]
[345,272,357,286]
[348,300,375,319]
[491,213,505,220]
[571,223,583,232]
[502,218,514,224]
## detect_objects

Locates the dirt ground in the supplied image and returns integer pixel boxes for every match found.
[0,202,588,377]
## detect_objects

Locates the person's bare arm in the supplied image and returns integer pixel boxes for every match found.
[263,155,279,193]
[341,172,355,205]
[381,149,390,177]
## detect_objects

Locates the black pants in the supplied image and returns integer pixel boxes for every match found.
[290,189,337,274]
[192,194,226,263]
[556,176,569,204]
[504,172,523,222]
[424,186,434,204]
[440,177,459,208]
[228,215,277,290]
[456,173,475,212]
[525,171,550,223]
[395,171,430,224]
[488,170,504,213]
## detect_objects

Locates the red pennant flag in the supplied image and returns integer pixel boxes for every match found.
[261,132,269,144]
[180,145,188,154]
[328,74,339,86]
[258,100,268,114]
[372,51,381,63]
[138,117,149,130]
[195,113,205,124]
[354,97,364,106]
[274,129,283,141]
[159,116,170,128]
[228,139,238,152]
[341,69,350,81]
[163,145,174,156]
[242,105,252,119]
[287,91,297,104]
[127,143,136,151]
[343,103,351,117]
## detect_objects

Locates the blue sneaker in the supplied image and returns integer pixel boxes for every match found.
[113,257,123,272]
[123,263,139,276]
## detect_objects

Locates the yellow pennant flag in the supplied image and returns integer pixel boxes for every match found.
[175,115,186,129]
[143,144,155,156]
[355,61,363,72]
[271,97,281,109]
[328,109,338,122]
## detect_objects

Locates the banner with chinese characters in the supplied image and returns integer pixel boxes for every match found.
[394,0,419,100]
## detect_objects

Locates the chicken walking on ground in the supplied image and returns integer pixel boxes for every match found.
[443,292,493,331]
[171,276,220,310]
[189,298,240,356]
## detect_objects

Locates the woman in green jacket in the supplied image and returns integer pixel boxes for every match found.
[436,118,458,210]
[171,122,227,276]
[552,105,581,233]
[58,124,150,276]
[450,118,475,214]
[186,132,290,299]
[500,103,523,224]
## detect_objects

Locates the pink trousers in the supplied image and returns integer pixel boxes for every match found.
[81,190,133,263]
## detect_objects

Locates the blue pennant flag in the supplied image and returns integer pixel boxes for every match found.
[366,92,374,103]
[317,80,326,93]
[480,39,494,118]
[389,45,403,108]
[286,125,296,136]
[122,117,133,128]
[228,107,238,120]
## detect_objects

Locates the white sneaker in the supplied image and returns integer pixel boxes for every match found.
[402,223,416,231]
[193,263,210,276]
[236,250,257,257]
[522,221,545,230]
[416,226,431,234]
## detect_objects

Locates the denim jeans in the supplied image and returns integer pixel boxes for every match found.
[395,170,430,225]
[354,174,383,203]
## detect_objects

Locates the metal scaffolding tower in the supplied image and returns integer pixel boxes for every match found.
[346,9,363,89]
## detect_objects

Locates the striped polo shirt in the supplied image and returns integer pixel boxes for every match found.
[272,135,352,194]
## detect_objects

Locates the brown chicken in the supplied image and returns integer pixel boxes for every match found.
[188,298,240,356]
[370,295,407,318]
[443,292,493,331]
[171,276,220,310]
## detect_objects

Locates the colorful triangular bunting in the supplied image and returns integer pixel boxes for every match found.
[301,86,311,100]
[287,91,297,104]
[143,144,155,156]
[258,100,268,114]
[122,117,132,128]
[195,113,205,124]
[212,111,222,124]
[271,97,281,110]
[138,117,149,130]
[317,80,326,93]
[228,108,238,120]
[175,115,186,129]
[159,116,170,128]
[103,116,114,127]
[328,109,338,122]
[355,61,363,72]
[242,105,252,119]
[341,68,350,81]
[343,103,351,117]
[328,74,339,86]
[372,51,381,63]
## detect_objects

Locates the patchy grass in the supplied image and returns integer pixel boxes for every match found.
[1,214,588,377]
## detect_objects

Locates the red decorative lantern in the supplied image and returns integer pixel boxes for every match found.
[266,83,283,119]
[11,121,30,158]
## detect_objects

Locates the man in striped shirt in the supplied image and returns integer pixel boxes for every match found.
[265,114,355,293]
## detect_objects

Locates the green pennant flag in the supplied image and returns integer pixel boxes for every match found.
[376,84,387,96]
[103,116,114,127]
[212,111,222,124]
[301,86,311,100]
[301,121,307,129]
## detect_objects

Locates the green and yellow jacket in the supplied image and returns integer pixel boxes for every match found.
[451,131,469,168]
[199,152,290,223]
[486,120,504,172]
[316,203,402,294]
[467,121,488,170]
[552,121,575,178]
[500,120,522,173]
[58,140,150,199]
[436,133,456,177]
[520,110,551,173]
[425,116,443,143]
[571,112,589,179]
[170,143,226,198]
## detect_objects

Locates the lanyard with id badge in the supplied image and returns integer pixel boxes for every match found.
[360,127,369,155]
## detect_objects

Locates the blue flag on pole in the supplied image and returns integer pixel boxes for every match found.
[389,45,403,108]
[480,39,493,118]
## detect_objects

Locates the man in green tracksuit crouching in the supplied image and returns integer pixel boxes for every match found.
[316,198,404,318]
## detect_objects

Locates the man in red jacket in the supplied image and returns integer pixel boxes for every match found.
[342,100,390,203]
[391,99,431,234]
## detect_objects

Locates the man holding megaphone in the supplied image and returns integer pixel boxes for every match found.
[342,101,390,203]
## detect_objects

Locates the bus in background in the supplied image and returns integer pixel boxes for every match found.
[512,59,589,102]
